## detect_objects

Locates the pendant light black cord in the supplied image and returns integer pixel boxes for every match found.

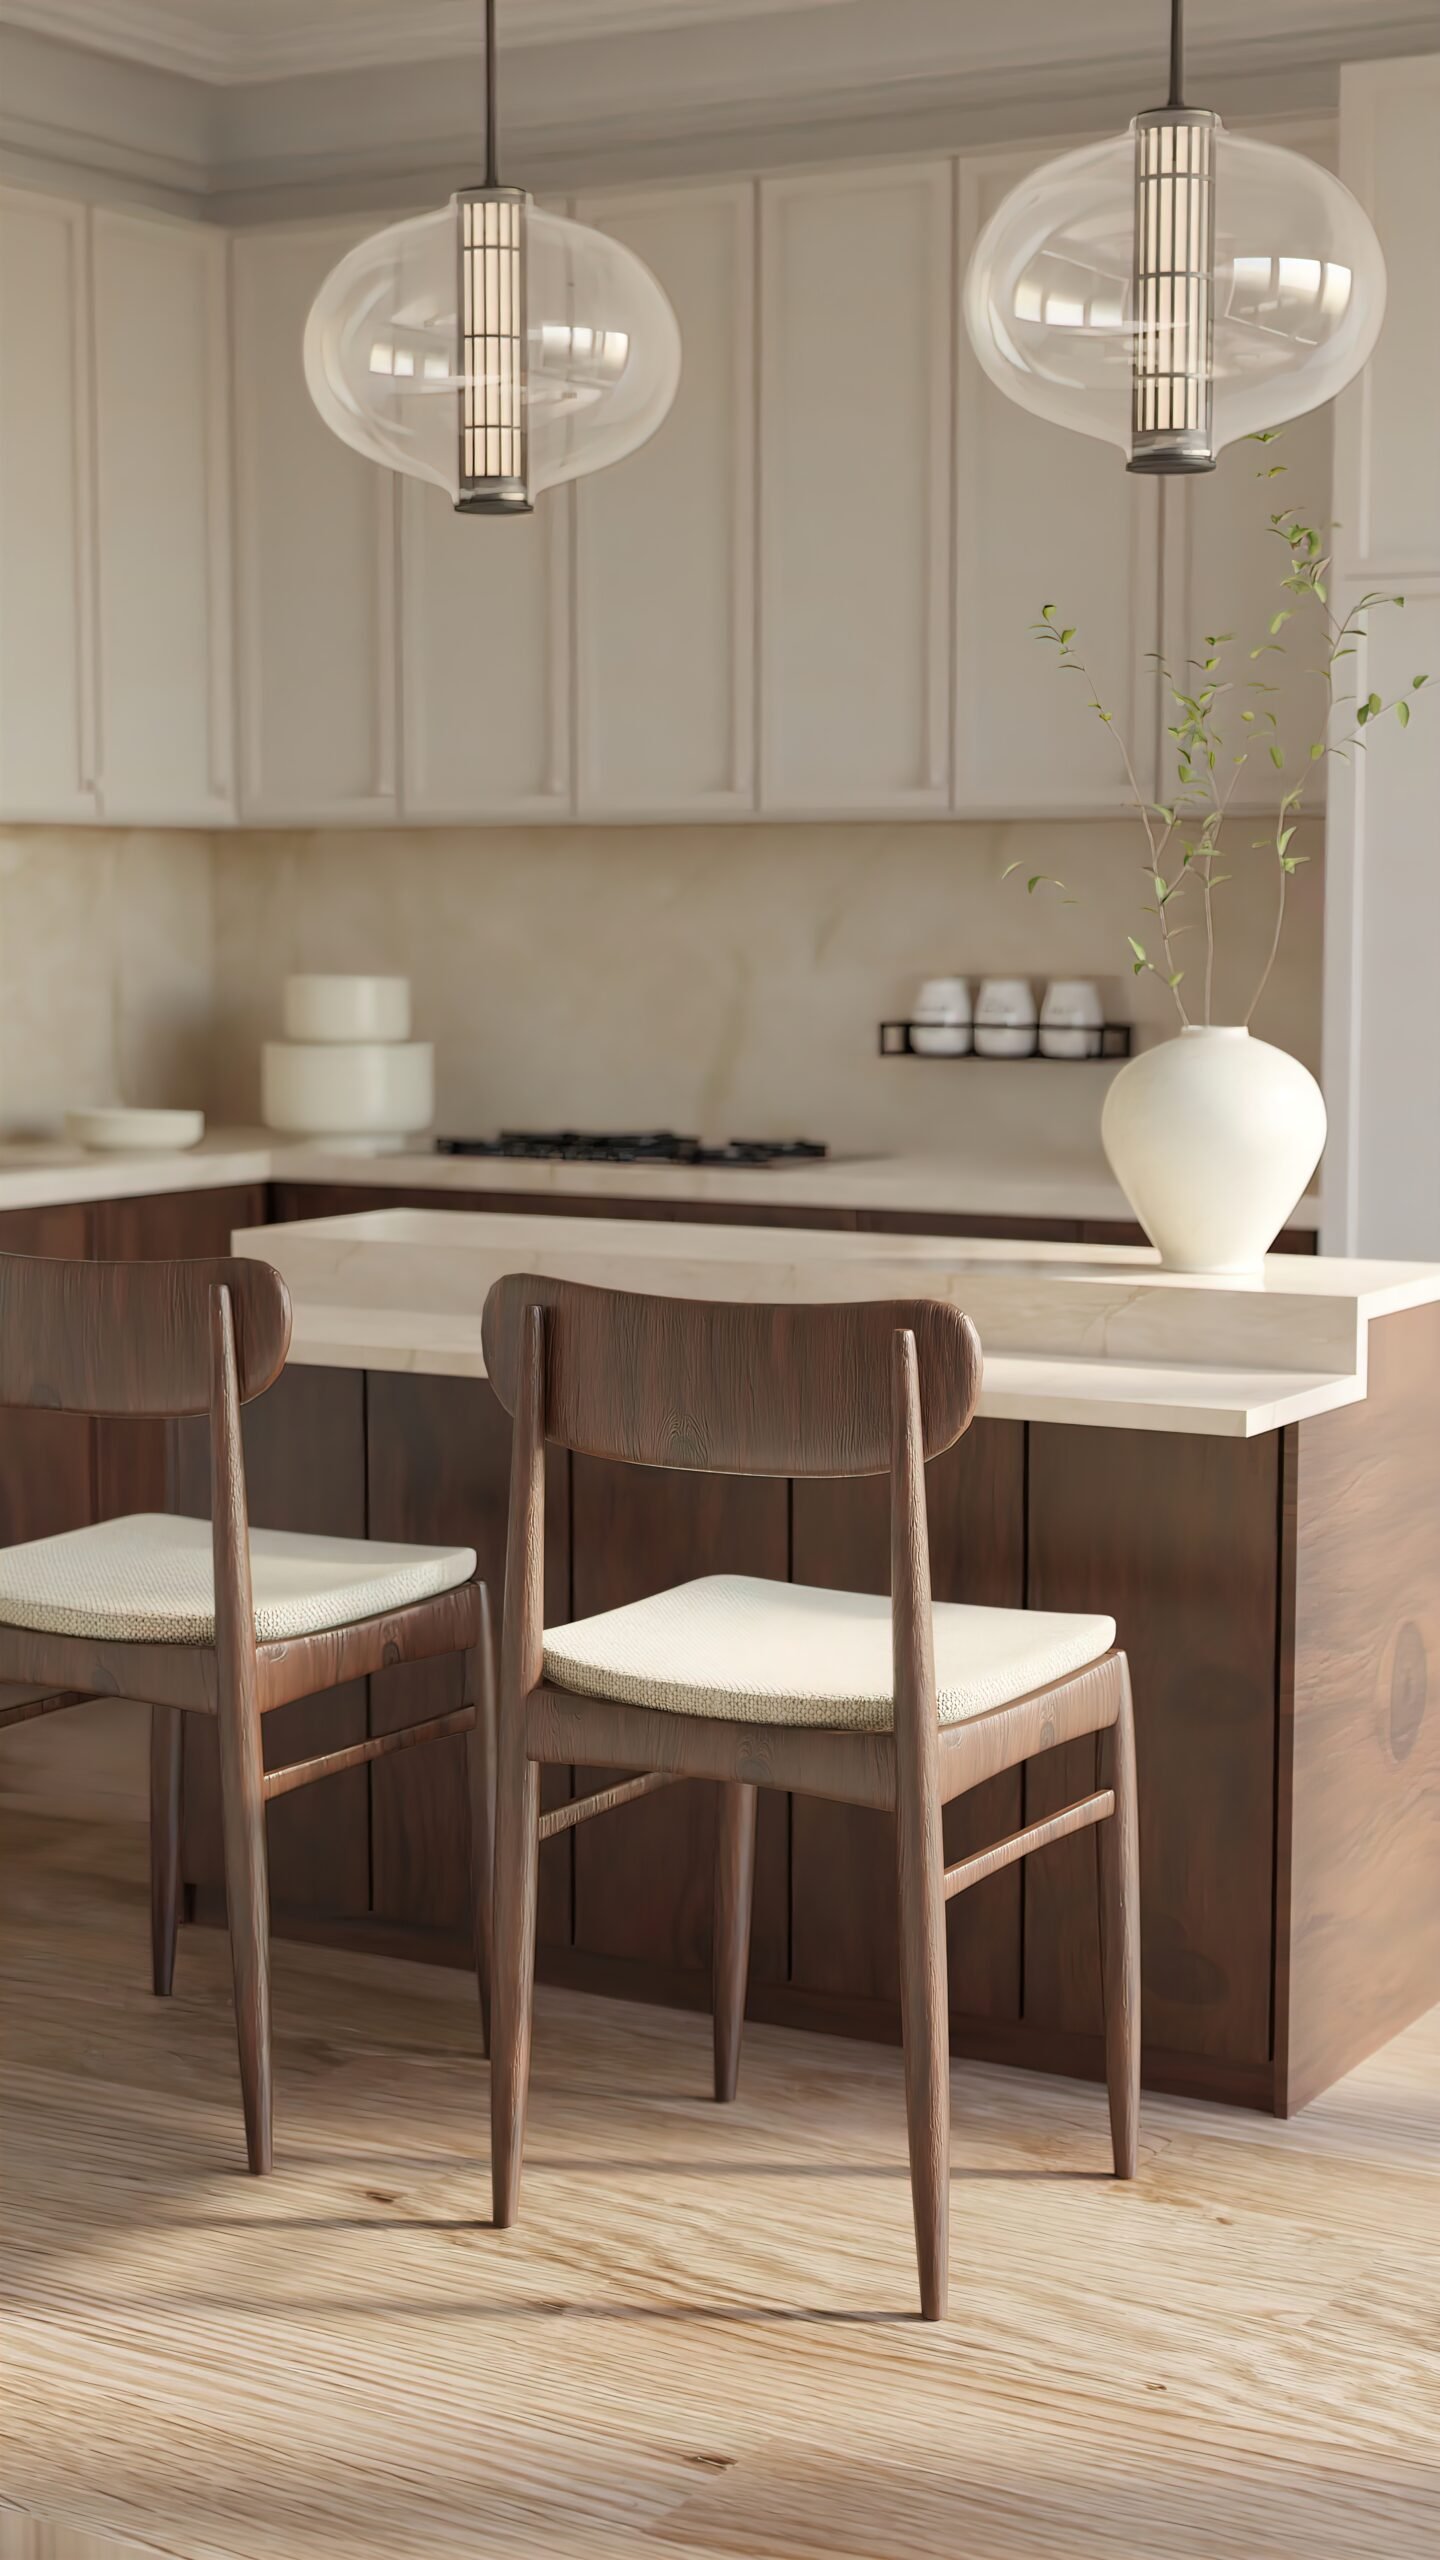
[484,0,499,184]
[1167,0,1186,108]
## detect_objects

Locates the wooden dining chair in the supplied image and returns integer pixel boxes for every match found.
[481,1272,1139,2320]
[0,1250,495,2175]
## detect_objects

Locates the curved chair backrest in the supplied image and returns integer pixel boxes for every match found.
[0,1254,293,1418]
[482,1273,981,1477]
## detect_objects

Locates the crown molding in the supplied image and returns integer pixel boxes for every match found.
[1,2,1436,222]
[0,0,853,86]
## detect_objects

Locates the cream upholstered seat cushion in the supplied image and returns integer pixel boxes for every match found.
[543,1574,1115,1732]
[0,1513,476,1647]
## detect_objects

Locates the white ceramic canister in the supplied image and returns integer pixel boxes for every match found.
[910,977,972,1056]
[283,975,413,1045]
[974,977,1038,1059]
[1039,979,1105,1060]
[261,1040,435,1150]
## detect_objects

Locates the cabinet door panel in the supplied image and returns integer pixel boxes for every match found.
[760,163,953,814]
[92,210,233,822]
[0,191,96,820]
[366,1373,572,1950]
[569,1460,789,1985]
[955,154,1160,816]
[1164,402,1332,809]
[576,183,754,817]
[1026,1422,1279,2066]
[790,1420,1025,2026]
[234,223,396,821]
[400,482,570,819]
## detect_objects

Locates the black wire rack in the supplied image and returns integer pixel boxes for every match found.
[879,1021,1133,1061]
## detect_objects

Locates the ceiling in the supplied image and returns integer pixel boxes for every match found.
[4,0,1439,88]
[0,0,856,83]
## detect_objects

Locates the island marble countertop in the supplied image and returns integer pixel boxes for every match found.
[233,1205,1437,1439]
[0,1129,1323,1233]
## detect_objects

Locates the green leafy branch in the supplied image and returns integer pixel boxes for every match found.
[1023,435,1430,1028]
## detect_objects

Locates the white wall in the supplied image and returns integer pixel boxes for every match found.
[1325,55,1440,1255]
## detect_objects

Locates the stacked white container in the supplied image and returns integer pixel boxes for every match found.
[262,976,434,1152]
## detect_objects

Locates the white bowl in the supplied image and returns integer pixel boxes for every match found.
[261,1041,434,1143]
[282,975,412,1045]
[65,1107,206,1153]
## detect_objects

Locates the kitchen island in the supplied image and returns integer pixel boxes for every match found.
[167,1205,1440,2117]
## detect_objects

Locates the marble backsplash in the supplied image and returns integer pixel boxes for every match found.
[207,819,1324,1172]
[0,829,214,1138]
[0,817,1324,1172]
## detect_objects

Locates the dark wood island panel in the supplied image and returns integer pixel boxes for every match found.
[1026,1426,1281,2077]
[1281,1298,1440,2111]
[789,1422,1027,2031]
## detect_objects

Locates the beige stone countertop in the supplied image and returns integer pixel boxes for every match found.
[0,1129,1326,1234]
[237,1206,1440,1439]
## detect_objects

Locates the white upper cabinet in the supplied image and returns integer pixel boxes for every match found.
[1162,400,1333,812]
[0,190,97,821]
[575,182,755,818]
[954,154,1160,818]
[91,209,233,824]
[1335,65,1440,581]
[759,163,954,815]
[399,485,571,821]
[233,222,396,823]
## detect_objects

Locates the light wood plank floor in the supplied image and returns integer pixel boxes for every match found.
[2,1711,1437,2560]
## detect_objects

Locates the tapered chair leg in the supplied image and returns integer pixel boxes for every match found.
[490,1704,540,2229]
[895,1785,951,2321]
[466,1587,499,2055]
[712,1780,757,2103]
[149,1703,184,1997]
[215,1668,273,2175]
[1098,1660,1141,2179]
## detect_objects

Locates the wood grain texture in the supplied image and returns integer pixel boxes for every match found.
[3,1797,1438,2560]
[208,1285,272,2174]
[790,1419,1026,2026]
[176,1365,371,1923]
[0,1245,289,1416]
[482,1273,981,1476]
[712,1779,758,2102]
[1280,1301,1440,2111]
[568,1453,790,1983]
[0,1207,95,1547]
[365,1372,572,1952]
[147,1703,182,1996]
[1026,1423,1280,2067]
[890,1328,949,2319]
[89,1186,269,1520]
[1098,1660,1141,2177]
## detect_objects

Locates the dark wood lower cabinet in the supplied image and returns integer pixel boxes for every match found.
[1026,1425,1281,2071]
[0,1205,95,1544]
[790,1421,1026,2029]
[568,1458,790,1990]
[90,1187,269,1521]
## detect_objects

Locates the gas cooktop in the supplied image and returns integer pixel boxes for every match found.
[435,1131,828,1169]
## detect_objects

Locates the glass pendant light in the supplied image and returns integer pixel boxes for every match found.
[304,0,681,514]
[963,0,1386,474]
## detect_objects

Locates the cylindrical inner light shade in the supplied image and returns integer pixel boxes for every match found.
[1130,107,1218,474]
[458,185,529,513]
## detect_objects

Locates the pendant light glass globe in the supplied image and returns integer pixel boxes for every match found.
[305,197,681,512]
[963,123,1386,471]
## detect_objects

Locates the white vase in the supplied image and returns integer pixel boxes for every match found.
[1100,1026,1326,1275]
